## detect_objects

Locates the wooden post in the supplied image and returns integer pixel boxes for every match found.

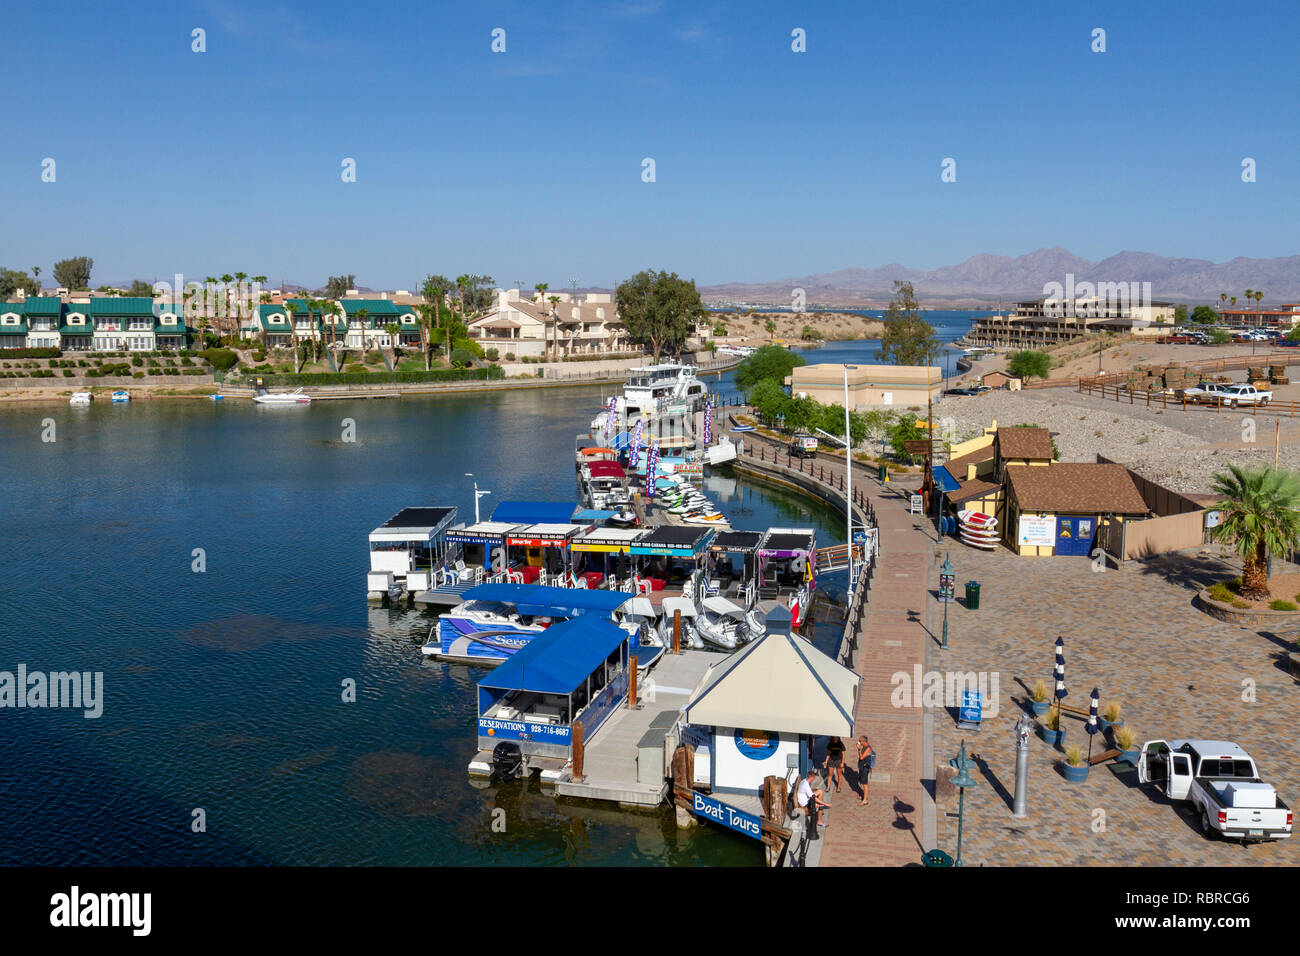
[572,720,585,782]
[1276,419,1281,470]
[673,610,681,654]
[628,655,638,708]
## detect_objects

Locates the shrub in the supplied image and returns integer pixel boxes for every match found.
[1114,726,1137,750]
[1030,679,1047,702]
[1043,709,1061,731]
[63,369,74,377]
[505,352,515,361]
[198,347,238,372]
[1064,744,1084,767]
[0,347,61,359]
[1231,599,1249,609]
[1269,600,1297,611]
[133,372,145,379]
[1101,701,1121,723]
[132,356,143,367]
[450,348,474,369]
[485,347,499,362]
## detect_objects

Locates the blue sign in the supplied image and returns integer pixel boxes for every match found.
[958,690,982,729]
[691,791,762,840]
[478,717,572,744]
[733,728,779,760]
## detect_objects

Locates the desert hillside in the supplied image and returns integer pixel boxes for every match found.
[708,309,885,344]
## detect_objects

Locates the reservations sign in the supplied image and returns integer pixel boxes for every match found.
[478,717,571,744]
[1018,515,1056,547]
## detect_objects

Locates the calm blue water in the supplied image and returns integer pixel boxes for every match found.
[0,382,863,867]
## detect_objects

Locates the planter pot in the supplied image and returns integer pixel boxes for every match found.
[1119,748,1141,766]
[1040,726,1065,747]
[1063,763,1090,782]
[1031,700,1049,716]
[1099,717,1124,733]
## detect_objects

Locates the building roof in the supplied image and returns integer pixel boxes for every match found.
[1008,463,1149,515]
[23,297,64,315]
[491,500,578,525]
[946,478,1001,505]
[89,296,156,315]
[340,299,402,316]
[945,446,995,475]
[996,426,1054,461]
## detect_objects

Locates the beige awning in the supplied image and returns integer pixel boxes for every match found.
[684,631,860,736]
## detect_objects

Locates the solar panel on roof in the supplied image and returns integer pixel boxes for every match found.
[381,507,456,529]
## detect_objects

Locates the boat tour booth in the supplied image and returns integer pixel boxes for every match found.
[366,506,459,600]
[570,526,648,586]
[630,526,716,593]
[757,528,817,626]
[679,607,861,850]
[445,521,521,573]
[470,616,631,786]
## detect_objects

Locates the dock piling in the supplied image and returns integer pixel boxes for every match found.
[628,655,638,708]
[673,610,681,655]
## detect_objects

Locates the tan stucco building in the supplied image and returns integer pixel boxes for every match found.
[789,363,942,409]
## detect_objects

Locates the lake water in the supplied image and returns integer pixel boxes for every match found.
[0,317,978,866]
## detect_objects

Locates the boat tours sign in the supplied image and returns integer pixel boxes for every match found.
[1017,515,1056,548]
[691,791,762,840]
[478,716,572,745]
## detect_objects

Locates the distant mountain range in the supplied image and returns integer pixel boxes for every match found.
[698,248,1300,309]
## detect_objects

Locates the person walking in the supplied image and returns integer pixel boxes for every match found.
[857,735,875,805]
[823,735,846,793]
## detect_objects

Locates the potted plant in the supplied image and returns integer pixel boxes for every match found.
[1099,701,1123,732]
[1062,744,1089,782]
[1115,726,1140,766]
[1030,679,1050,716]
[1040,708,1065,748]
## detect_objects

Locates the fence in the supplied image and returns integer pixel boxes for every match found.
[1076,378,1300,418]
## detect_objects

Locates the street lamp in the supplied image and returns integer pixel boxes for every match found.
[940,553,953,650]
[949,739,978,867]
[844,364,858,583]
[464,473,491,524]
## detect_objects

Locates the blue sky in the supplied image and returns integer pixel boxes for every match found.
[2,0,1296,289]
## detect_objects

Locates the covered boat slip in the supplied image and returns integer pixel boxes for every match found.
[757,527,816,594]
[367,507,459,593]
[569,526,647,583]
[474,617,631,773]
[506,522,590,574]
[706,530,764,603]
[625,525,716,601]
[445,521,521,570]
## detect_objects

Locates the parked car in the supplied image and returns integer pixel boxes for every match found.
[1181,382,1231,404]
[944,387,978,397]
[1217,383,1272,406]
[1138,739,1292,842]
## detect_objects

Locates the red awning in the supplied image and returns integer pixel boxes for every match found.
[587,461,627,478]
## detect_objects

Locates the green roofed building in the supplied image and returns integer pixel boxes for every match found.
[0,302,28,349]
[22,297,63,349]
[339,299,419,350]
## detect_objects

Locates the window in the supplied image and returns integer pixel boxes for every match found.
[129,318,150,330]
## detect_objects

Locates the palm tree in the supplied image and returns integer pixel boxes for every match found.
[414,303,435,370]
[283,300,302,372]
[219,274,235,337]
[549,294,563,356]
[324,301,342,358]
[765,318,777,342]
[1255,289,1265,325]
[1209,464,1300,599]
[456,275,470,319]
[354,307,371,355]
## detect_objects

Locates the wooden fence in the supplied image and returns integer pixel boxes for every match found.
[1076,378,1300,419]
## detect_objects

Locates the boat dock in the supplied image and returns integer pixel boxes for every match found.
[553,648,720,806]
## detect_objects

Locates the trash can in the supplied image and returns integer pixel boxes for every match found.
[922,849,954,867]
[965,581,981,609]
[878,463,888,482]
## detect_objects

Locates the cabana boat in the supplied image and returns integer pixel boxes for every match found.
[470,616,632,785]
[758,528,817,628]
[367,507,459,601]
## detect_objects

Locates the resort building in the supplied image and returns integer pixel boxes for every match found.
[468,290,627,357]
[967,296,1178,347]
[788,363,943,408]
[1218,304,1300,329]
[340,298,421,350]
[0,296,186,351]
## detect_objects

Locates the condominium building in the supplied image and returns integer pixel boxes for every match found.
[967,296,1178,347]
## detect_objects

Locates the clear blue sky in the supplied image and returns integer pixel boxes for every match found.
[2,0,1296,290]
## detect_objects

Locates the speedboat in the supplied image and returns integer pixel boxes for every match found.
[696,596,744,649]
[253,387,311,405]
[607,509,639,528]
[111,390,130,403]
[683,511,729,525]
[69,391,93,405]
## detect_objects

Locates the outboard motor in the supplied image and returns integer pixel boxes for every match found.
[492,741,524,782]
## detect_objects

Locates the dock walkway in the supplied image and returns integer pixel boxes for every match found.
[724,422,935,867]
[554,650,720,806]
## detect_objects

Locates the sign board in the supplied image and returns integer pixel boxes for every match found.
[939,571,955,602]
[1204,510,1222,529]
[1017,515,1056,547]
[903,439,933,457]
[909,494,923,514]
[958,690,983,731]
[478,717,572,745]
[691,791,762,840]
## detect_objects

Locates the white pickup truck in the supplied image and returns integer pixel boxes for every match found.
[1213,384,1272,407]
[1138,739,1293,842]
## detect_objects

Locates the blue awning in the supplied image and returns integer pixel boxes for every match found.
[491,500,578,524]
[480,616,629,694]
[461,583,631,615]
[934,466,961,494]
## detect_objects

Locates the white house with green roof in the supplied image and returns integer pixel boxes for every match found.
[88,297,158,351]
[339,299,420,349]
[0,303,28,349]
[60,303,93,350]
[23,297,64,349]
[248,303,295,347]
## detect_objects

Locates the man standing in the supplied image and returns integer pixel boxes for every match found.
[857,735,875,805]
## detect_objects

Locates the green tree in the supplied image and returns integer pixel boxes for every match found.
[126,279,154,297]
[764,318,777,341]
[1173,304,1188,324]
[1208,328,1231,344]
[615,269,706,360]
[747,378,790,424]
[0,268,41,298]
[1007,350,1051,380]
[1190,305,1219,325]
[324,274,355,299]
[887,413,927,462]
[734,344,806,395]
[878,281,938,366]
[1209,464,1300,599]
[53,256,93,290]
[283,301,303,372]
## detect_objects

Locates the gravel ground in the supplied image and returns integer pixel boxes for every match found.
[935,387,1300,495]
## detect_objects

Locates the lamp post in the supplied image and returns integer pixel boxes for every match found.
[844,364,858,583]
[464,473,491,523]
[939,552,953,650]
[949,739,978,867]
